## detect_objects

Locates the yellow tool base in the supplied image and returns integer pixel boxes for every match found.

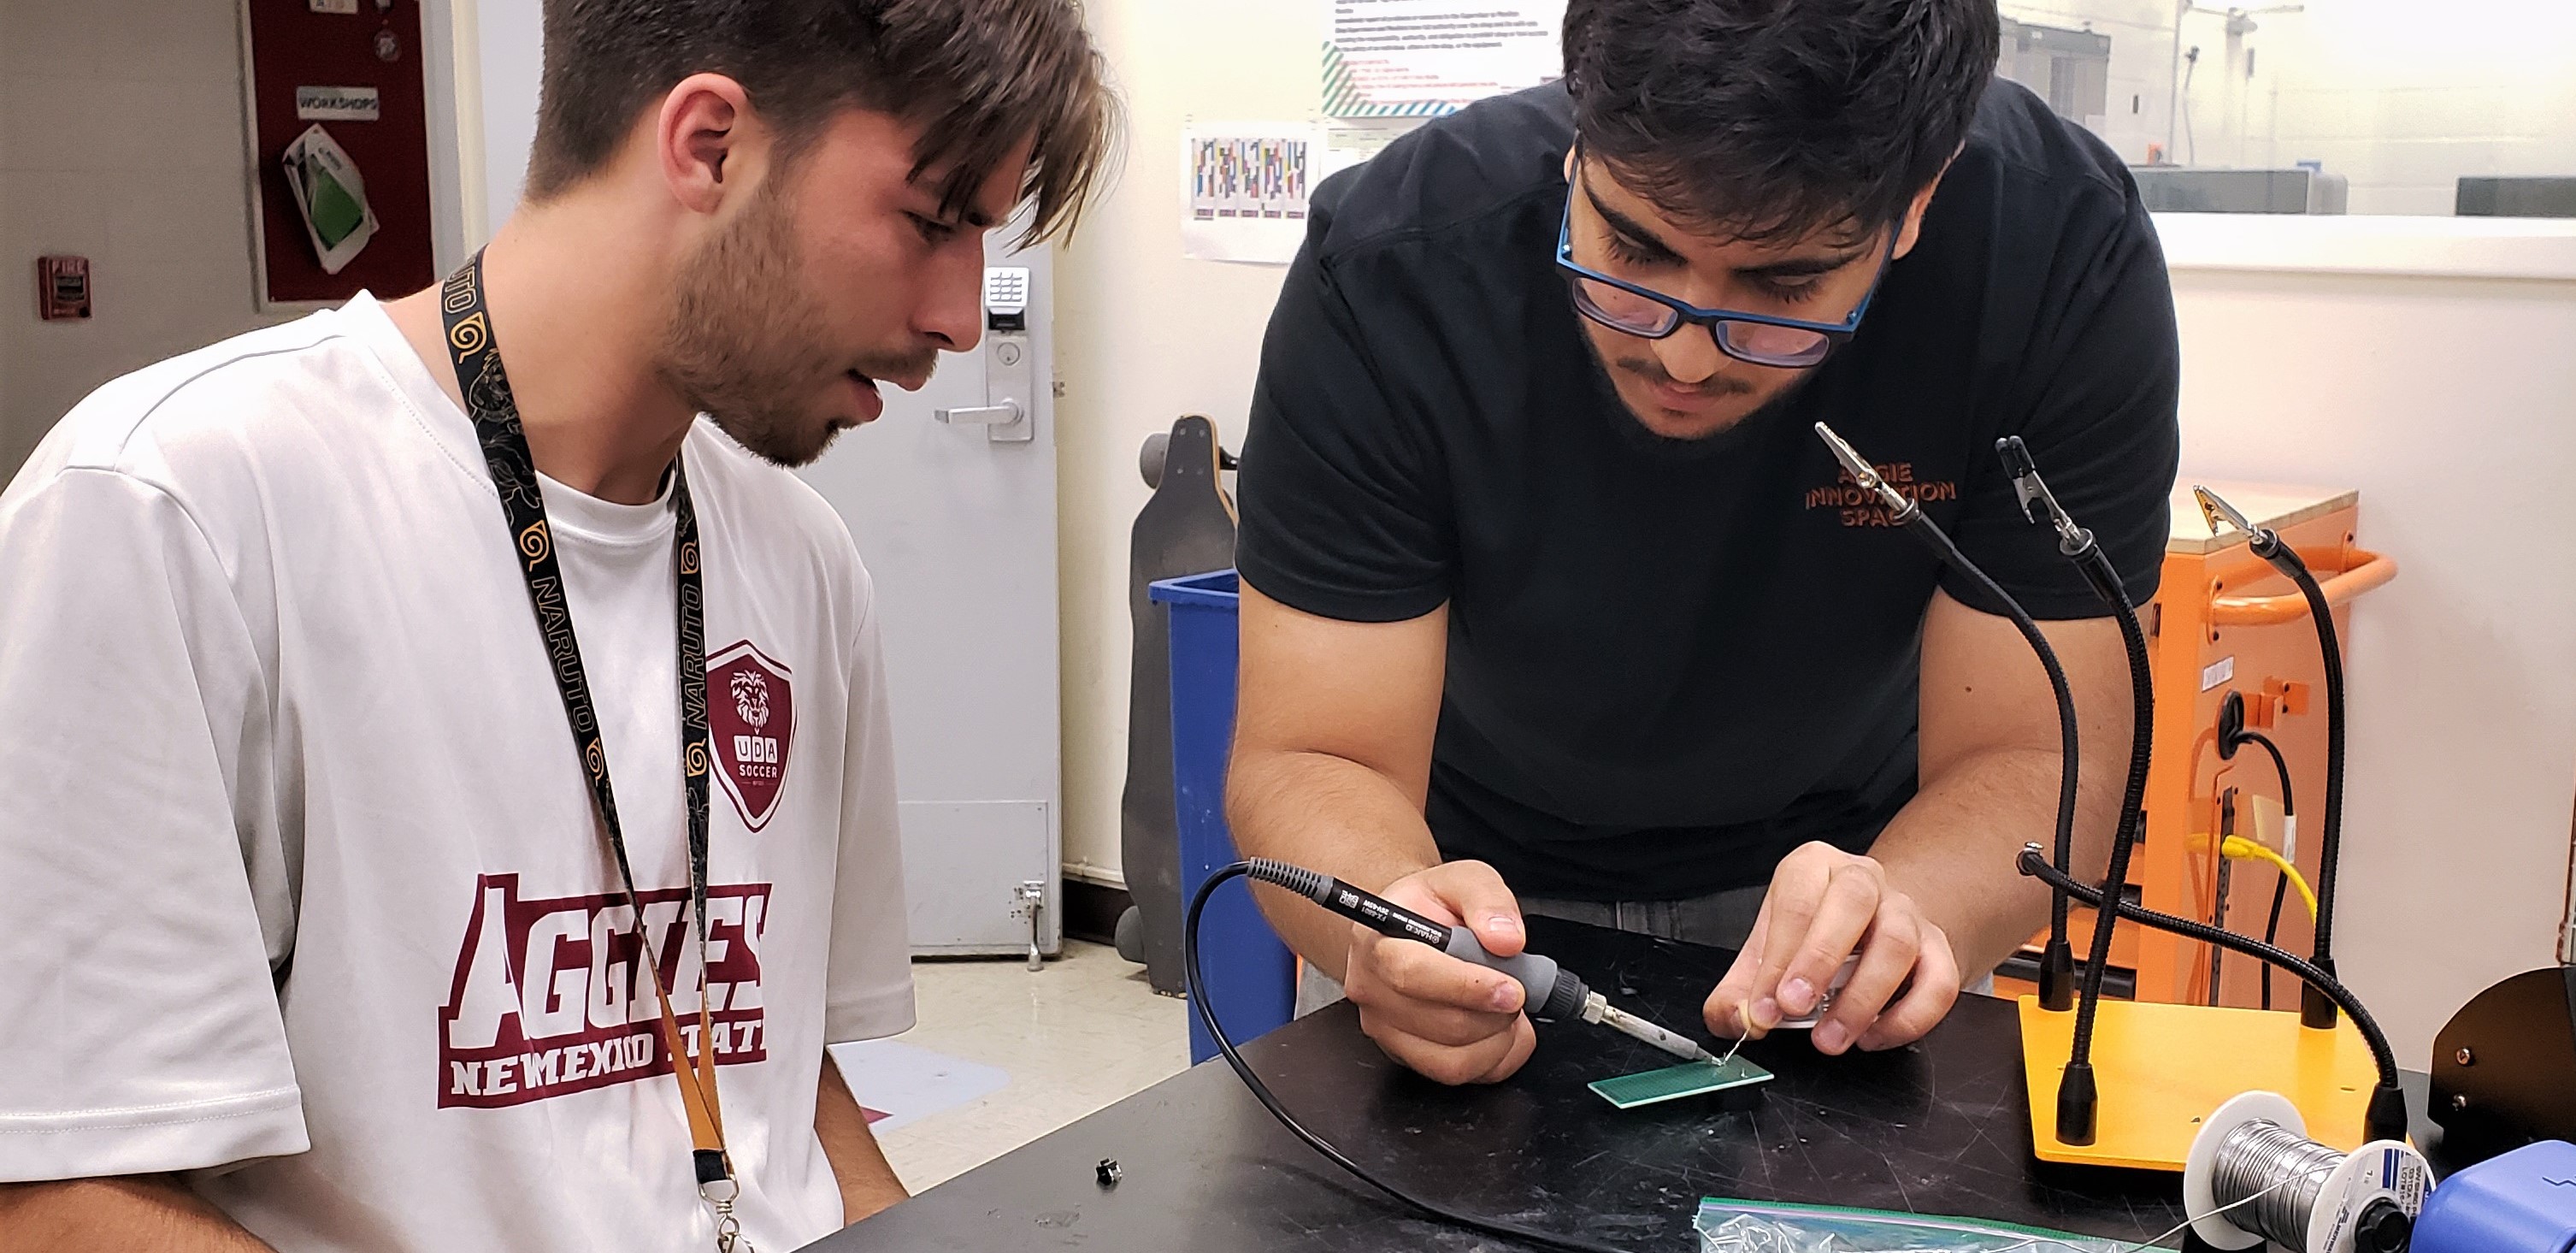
[2017,995,2380,1171]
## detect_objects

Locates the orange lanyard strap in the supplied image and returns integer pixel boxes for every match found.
[645,947,728,1173]
[440,253,732,1191]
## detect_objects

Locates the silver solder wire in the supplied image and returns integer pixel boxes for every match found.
[2208,1118,2346,1248]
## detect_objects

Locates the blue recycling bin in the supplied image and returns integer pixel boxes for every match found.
[1147,569,1299,1063]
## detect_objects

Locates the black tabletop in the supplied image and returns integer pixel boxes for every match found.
[809,916,2196,1251]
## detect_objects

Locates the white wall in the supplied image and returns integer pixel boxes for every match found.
[2160,228,2576,1059]
[1052,0,1322,887]
[0,0,293,476]
[470,0,541,236]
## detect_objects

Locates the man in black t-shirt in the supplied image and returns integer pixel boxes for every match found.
[1229,0,2178,1085]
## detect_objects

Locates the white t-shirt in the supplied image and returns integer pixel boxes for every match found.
[0,294,914,1251]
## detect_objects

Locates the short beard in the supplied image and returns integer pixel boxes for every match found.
[1581,327,1816,456]
[657,179,934,469]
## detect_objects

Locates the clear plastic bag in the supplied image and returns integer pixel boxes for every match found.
[1695,1198,2131,1253]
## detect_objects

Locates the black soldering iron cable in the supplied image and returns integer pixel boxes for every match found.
[1182,863,1639,1253]
[2016,848,2402,1096]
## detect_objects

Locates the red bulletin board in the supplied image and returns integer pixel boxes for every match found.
[242,0,436,306]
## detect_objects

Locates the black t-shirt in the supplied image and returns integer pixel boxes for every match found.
[1235,79,2180,901]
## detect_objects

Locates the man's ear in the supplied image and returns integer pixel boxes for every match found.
[1892,144,1965,260]
[655,73,760,216]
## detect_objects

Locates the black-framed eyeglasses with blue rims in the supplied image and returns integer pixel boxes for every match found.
[1554,182,1900,369]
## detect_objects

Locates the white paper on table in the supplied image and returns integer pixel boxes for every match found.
[826,1038,1011,1133]
[1180,124,1321,265]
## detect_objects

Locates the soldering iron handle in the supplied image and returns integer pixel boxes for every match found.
[1244,858,1588,1019]
[1441,930,1589,1020]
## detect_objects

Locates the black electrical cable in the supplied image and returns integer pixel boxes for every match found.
[2016,848,2402,1102]
[2235,730,2296,820]
[1182,863,1638,1253]
[2209,852,2233,1007]
[2261,874,2289,1011]
[2226,726,2296,1013]
[2208,789,2239,1008]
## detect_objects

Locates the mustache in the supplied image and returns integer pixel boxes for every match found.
[852,348,942,387]
[1615,357,1755,399]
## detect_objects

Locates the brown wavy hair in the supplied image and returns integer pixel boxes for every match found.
[527,0,1118,245]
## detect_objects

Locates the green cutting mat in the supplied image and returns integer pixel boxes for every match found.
[1589,1056,1773,1109]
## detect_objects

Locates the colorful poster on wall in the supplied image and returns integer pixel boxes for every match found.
[1322,0,1568,118]
[1181,125,1319,265]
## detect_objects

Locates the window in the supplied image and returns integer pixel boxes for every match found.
[1996,0,2576,216]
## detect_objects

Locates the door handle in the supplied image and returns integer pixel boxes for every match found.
[936,402,1023,426]
[934,266,1036,444]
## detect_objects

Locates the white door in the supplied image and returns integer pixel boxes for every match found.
[797,241,1063,960]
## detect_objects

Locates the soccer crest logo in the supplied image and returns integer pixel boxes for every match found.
[707,641,793,830]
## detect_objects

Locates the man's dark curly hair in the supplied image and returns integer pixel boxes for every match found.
[1562,0,2001,243]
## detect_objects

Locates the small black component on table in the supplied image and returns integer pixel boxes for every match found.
[808,916,2190,1250]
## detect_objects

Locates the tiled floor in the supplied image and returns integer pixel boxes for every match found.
[864,940,1189,1192]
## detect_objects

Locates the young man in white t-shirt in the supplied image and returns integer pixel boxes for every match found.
[0,3,1111,1250]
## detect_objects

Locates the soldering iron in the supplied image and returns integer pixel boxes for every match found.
[1241,857,1718,1063]
[1185,860,1700,1253]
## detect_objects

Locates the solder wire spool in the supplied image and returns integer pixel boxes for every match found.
[2184,1092,2428,1253]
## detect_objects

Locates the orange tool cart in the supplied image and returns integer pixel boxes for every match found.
[1998,481,2396,1008]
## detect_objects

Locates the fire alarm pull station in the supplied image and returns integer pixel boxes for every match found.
[38,257,91,321]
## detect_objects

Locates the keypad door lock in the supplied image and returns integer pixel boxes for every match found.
[934,266,1035,443]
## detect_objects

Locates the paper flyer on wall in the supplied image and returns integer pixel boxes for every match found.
[1181,125,1319,265]
[280,123,379,275]
[1322,0,1568,118]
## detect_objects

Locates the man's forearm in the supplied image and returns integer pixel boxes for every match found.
[0,1175,271,1252]
[1871,739,2123,978]
[1226,748,1444,982]
[816,1054,906,1224]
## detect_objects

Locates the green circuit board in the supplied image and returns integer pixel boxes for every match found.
[1588,1056,1775,1109]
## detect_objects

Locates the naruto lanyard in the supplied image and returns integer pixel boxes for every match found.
[439,254,751,1253]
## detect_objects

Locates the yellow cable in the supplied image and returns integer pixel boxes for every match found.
[2220,836,2318,919]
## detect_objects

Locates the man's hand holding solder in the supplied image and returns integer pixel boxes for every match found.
[1704,842,1963,1055]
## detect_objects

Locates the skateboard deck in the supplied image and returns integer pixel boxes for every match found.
[1119,416,1238,993]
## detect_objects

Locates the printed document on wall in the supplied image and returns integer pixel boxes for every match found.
[1181,125,1319,265]
[1323,0,1568,118]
